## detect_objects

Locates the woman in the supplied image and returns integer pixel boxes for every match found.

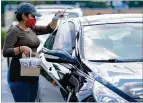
[3,3,64,102]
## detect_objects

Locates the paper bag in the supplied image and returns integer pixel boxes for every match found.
[19,52,41,77]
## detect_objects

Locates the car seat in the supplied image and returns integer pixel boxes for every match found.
[93,39,114,51]
[121,29,142,58]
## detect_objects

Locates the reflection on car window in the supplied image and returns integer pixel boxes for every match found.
[43,30,57,50]
[44,21,76,55]
[83,23,142,60]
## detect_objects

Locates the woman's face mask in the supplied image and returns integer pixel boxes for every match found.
[25,18,36,27]
[24,14,36,27]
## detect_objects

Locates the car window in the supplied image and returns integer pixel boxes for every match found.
[68,21,76,49]
[83,23,142,60]
[44,21,76,54]
[43,30,57,50]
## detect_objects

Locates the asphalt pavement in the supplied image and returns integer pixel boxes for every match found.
[1,56,14,102]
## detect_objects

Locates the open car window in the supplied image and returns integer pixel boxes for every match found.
[43,20,76,54]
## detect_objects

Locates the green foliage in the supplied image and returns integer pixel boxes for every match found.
[128,1,143,8]
[81,1,109,8]
[45,1,55,4]
[1,28,6,49]
[60,1,109,8]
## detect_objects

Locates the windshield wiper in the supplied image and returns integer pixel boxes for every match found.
[89,59,143,63]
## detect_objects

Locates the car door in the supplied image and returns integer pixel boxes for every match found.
[40,20,76,90]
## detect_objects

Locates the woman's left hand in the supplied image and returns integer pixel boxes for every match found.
[53,11,65,20]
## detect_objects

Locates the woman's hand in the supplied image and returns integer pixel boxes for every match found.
[53,11,65,20]
[50,11,65,29]
[20,46,32,57]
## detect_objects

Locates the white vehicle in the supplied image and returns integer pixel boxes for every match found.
[35,4,83,17]
[35,4,83,26]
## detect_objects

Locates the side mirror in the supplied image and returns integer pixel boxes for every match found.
[42,48,77,64]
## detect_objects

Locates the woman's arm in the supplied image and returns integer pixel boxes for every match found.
[3,29,20,57]
[49,19,58,30]
[32,19,58,35]
[3,28,32,57]
[32,23,56,35]
[32,11,64,35]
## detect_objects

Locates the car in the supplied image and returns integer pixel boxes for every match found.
[39,14,143,102]
[35,4,83,17]
[35,4,76,9]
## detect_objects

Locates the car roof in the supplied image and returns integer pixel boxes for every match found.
[37,8,81,13]
[79,14,142,25]
[35,4,75,9]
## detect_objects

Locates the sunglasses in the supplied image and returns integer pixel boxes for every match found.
[31,14,35,18]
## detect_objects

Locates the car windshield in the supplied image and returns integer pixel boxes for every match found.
[83,22,142,61]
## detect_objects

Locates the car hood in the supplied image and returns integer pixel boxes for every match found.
[84,61,143,101]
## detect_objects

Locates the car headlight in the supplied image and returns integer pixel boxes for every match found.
[93,80,128,102]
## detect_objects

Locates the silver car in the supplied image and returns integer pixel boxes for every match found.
[39,14,143,102]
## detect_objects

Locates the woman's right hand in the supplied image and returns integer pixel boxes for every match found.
[20,46,32,57]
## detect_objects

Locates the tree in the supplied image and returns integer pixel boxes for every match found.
[128,1,143,8]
